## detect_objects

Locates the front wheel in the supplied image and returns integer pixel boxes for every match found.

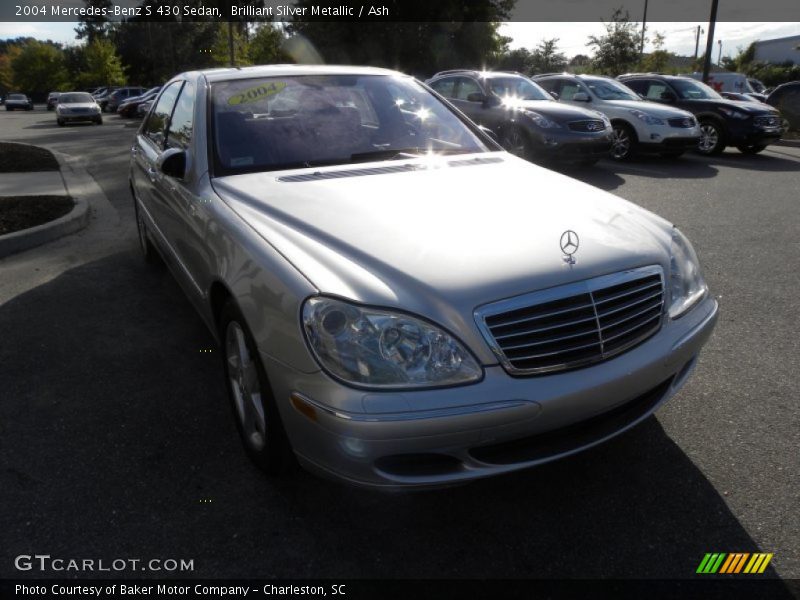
[57,119,65,127]
[696,120,726,155]
[609,123,636,160]
[94,117,103,125]
[220,300,294,475]
[736,143,767,155]
[499,126,531,158]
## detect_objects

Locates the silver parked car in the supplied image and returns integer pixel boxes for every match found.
[55,92,103,126]
[130,65,718,489]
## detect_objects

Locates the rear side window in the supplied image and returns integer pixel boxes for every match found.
[166,82,195,150]
[558,80,584,101]
[429,78,457,98]
[453,77,482,101]
[643,81,670,100]
[143,81,183,148]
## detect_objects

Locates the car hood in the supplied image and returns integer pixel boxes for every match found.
[686,97,779,114]
[605,99,694,117]
[511,100,608,123]
[213,153,674,350]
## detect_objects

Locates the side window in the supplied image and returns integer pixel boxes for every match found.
[623,79,646,95]
[429,77,457,99]
[644,81,669,100]
[454,77,482,101]
[559,80,583,101]
[143,82,182,149]
[536,78,560,95]
[166,81,195,150]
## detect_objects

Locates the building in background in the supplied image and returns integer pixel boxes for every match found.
[754,34,800,64]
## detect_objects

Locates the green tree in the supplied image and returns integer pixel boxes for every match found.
[641,32,671,73]
[529,38,567,74]
[75,39,126,88]
[0,45,22,92]
[587,9,641,76]
[11,41,69,96]
[493,48,534,73]
[75,0,113,43]
[211,23,251,67]
[249,23,289,65]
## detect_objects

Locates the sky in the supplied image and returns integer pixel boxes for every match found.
[0,20,798,61]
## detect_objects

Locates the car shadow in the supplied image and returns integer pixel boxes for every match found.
[699,148,800,172]
[0,251,792,592]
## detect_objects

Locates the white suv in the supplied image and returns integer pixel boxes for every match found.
[535,74,701,160]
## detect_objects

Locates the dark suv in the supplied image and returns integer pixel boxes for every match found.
[426,70,612,165]
[766,81,800,132]
[101,87,146,113]
[619,74,783,155]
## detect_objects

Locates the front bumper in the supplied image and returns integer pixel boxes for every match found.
[266,296,719,489]
[530,131,612,162]
[729,126,782,146]
[58,112,101,122]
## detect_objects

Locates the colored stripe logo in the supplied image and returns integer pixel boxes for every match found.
[697,553,773,574]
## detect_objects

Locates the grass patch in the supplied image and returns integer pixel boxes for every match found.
[0,195,74,235]
[0,142,59,172]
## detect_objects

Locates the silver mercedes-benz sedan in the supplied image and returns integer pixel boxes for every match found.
[130,65,718,489]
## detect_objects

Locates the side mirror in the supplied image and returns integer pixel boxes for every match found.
[466,91,486,104]
[158,147,186,179]
[549,91,560,100]
[572,91,590,102]
[478,125,498,142]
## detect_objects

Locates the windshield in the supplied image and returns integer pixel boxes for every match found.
[59,93,94,104]
[486,76,552,101]
[211,74,491,175]
[9,94,25,100]
[582,78,640,101]
[671,79,722,100]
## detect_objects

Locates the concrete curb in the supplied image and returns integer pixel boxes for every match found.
[0,145,91,258]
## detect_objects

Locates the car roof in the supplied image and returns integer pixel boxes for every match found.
[198,64,404,84]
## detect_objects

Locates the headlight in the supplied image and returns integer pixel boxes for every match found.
[629,109,665,125]
[668,228,708,319]
[718,107,749,119]
[302,296,482,389]
[524,110,561,129]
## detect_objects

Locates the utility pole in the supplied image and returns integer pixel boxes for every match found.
[693,25,704,68]
[640,0,649,59]
[228,21,235,66]
[701,0,719,83]
[717,40,723,66]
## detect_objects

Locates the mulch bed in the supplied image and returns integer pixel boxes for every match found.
[0,142,60,172]
[0,196,74,235]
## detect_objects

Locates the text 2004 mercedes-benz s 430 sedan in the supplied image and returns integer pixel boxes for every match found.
[130,65,718,489]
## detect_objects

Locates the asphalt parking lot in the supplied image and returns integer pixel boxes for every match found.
[1,107,798,584]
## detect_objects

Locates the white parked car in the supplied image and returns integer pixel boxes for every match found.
[535,74,701,160]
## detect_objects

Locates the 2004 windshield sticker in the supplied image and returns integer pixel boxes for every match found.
[227,82,287,106]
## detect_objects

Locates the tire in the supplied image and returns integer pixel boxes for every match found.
[94,117,103,125]
[499,126,532,159]
[609,123,637,160]
[57,119,65,127]
[696,119,726,155]
[220,300,294,475]
[736,143,767,155]
[133,195,160,265]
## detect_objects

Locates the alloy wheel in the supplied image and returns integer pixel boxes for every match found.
[610,127,632,159]
[502,128,527,156]
[698,124,719,153]
[225,321,267,452]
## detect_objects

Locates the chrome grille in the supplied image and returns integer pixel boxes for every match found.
[568,120,606,132]
[754,115,781,128]
[668,116,696,128]
[475,267,664,375]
